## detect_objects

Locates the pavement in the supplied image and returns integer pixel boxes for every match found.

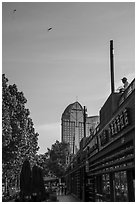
[5,193,81,202]
[57,194,81,202]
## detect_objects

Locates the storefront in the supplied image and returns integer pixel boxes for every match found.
[65,79,135,202]
[86,79,135,202]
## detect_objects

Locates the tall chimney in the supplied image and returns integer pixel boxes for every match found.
[110,40,115,93]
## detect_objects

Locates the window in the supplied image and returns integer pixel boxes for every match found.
[114,171,128,201]
[102,174,110,195]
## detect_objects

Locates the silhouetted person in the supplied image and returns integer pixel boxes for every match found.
[64,184,67,195]
[61,185,64,195]
[121,77,129,90]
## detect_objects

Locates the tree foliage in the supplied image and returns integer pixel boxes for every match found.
[37,140,69,178]
[2,74,39,184]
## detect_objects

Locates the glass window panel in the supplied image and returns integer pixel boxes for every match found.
[114,171,128,202]
[101,174,111,201]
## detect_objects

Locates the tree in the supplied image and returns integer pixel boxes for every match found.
[2,74,39,189]
[35,141,69,179]
[46,140,69,178]
[20,159,32,200]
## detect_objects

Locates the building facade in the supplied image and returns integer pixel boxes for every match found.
[65,79,135,202]
[86,116,100,137]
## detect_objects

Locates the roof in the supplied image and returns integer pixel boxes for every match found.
[62,101,83,120]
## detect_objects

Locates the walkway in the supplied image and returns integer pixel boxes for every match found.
[57,194,81,202]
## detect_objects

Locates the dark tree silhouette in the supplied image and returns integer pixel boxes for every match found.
[20,159,32,201]
[31,165,46,201]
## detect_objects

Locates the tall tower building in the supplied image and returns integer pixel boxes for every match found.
[61,101,100,155]
[61,101,84,154]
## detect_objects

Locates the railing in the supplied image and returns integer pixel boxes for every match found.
[119,79,135,106]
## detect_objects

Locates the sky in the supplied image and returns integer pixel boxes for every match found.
[2,2,135,154]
